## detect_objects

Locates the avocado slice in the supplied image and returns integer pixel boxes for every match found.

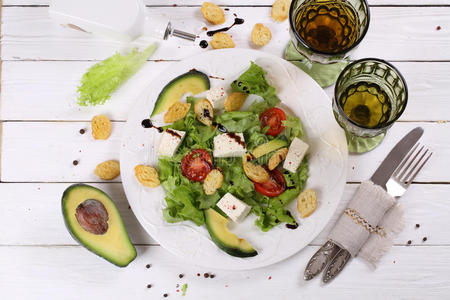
[151,70,210,116]
[61,184,137,267]
[252,138,288,159]
[205,208,257,258]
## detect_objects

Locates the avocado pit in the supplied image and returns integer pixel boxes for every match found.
[75,199,109,235]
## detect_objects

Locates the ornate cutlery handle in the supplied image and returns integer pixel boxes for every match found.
[323,248,352,283]
[304,240,341,280]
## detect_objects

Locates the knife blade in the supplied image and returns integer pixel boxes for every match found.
[320,127,424,283]
[370,127,424,189]
[303,127,424,283]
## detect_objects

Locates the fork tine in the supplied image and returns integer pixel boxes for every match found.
[397,145,424,180]
[393,143,420,177]
[402,148,428,183]
[404,151,433,185]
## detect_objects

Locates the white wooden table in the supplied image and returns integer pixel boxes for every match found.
[1,0,449,299]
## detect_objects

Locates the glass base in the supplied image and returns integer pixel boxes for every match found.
[346,131,386,153]
[284,41,349,88]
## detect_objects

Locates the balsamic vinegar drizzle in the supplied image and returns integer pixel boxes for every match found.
[207,18,245,36]
[226,132,246,148]
[285,211,299,229]
[166,128,181,138]
[212,121,228,133]
[141,119,163,133]
[199,40,208,48]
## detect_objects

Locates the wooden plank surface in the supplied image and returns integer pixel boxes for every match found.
[2,61,450,122]
[1,1,450,299]
[1,245,449,299]
[1,121,446,183]
[2,7,450,61]
[0,182,446,246]
[3,0,450,6]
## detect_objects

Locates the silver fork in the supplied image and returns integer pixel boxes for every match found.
[386,143,433,198]
[321,142,433,283]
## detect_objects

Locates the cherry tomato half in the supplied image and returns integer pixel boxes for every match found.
[253,168,286,197]
[260,107,286,136]
[181,149,213,182]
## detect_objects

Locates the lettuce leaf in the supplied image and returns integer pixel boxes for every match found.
[231,62,279,114]
[77,44,157,106]
[282,115,305,142]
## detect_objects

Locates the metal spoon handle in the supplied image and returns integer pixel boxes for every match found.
[304,240,341,280]
[322,248,352,283]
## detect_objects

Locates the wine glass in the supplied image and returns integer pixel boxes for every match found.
[287,0,370,87]
[332,58,408,153]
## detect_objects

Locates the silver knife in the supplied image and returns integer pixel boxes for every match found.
[304,127,424,282]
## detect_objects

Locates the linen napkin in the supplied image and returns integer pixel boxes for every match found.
[328,181,404,267]
[284,41,348,88]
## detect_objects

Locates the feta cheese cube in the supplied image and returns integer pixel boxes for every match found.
[217,193,251,223]
[213,133,246,158]
[206,87,228,110]
[283,137,309,173]
[158,129,185,157]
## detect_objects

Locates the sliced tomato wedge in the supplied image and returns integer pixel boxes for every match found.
[181,149,213,182]
[253,168,286,197]
[260,107,286,136]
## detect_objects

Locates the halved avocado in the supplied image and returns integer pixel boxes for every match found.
[205,208,257,258]
[151,70,210,116]
[61,184,136,267]
[252,138,288,159]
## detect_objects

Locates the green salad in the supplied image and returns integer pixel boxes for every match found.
[155,62,309,233]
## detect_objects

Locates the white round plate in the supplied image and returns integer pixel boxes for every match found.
[120,49,347,270]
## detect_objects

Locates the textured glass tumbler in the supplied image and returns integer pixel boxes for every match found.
[333,58,408,153]
[287,0,370,87]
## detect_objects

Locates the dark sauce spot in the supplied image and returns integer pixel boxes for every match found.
[179,274,184,278]
[242,86,248,91]
[141,119,163,132]
[166,129,181,138]
[286,186,296,190]
[423,237,427,242]
[206,18,245,36]
[141,119,152,128]
[224,8,230,11]
[415,224,420,228]
[203,108,213,120]
[286,223,299,230]
[213,121,228,133]
[199,40,208,48]
[437,26,441,30]
[237,81,243,87]
[146,264,151,269]
[235,18,244,25]
[229,180,234,186]
[147,284,152,288]
[407,240,412,245]
[204,273,210,278]
[275,219,280,224]
[210,274,215,278]
[73,160,79,166]
[209,75,225,80]
[79,128,85,134]
[163,293,168,297]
